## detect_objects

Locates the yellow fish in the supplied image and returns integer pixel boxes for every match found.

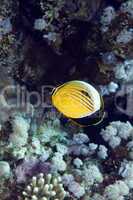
[52,80,105,126]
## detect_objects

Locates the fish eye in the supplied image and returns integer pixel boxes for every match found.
[81,90,92,99]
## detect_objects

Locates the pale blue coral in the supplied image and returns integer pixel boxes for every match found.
[100,121,133,148]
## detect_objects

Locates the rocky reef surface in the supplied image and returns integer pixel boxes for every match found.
[0,0,133,200]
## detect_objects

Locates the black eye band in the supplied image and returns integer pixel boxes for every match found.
[71,95,104,126]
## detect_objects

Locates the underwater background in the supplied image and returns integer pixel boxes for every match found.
[0,0,133,199]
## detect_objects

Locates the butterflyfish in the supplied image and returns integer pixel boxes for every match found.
[51,80,105,126]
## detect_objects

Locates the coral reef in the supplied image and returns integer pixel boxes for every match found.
[0,0,133,200]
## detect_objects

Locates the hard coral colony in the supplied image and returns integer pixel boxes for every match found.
[22,173,66,200]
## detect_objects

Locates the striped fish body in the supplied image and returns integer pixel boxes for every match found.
[52,80,104,126]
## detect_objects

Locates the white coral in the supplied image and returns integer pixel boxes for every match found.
[9,115,30,147]
[38,119,67,145]
[100,121,133,148]
[62,174,85,198]
[72,133,90,144]
[100,6,116,32]
[119,161,133,178]
[104,180,129,200]
[120,0,133,18]
[90,193,105,200]
[114,60,133,82]
[0,17,12,39]
[127,141,133,159]
[0,161,11,179]
[109,136,121,149]
[83,164,103,186]
[97,145,108,159]
[68,181,85,199]
[116,28,133,44]
[52,152,66,172]
[56,143,68,155]
[34,18,47,30]
[100,82,119,96]
[119,160,133,189]
[22,173,66,200]
[73,158,83,168]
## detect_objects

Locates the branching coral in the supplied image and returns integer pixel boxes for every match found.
[22,173,66,200]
